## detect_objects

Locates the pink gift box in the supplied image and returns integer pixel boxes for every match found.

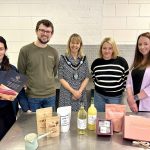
[123,115,150,142]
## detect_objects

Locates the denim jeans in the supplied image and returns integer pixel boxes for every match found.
[17,89,30,112]
[28,95,56,112]
[94,91,122,112]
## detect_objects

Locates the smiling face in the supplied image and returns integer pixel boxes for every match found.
[36,23,53,44]
[0,42,6,62]
[70,39,81,56]
[101,42,113,60]
[138,36,150,57]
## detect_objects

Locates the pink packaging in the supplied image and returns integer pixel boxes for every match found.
[124,115,150,141]
[105,104,126,132]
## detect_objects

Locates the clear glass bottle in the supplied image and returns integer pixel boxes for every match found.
[77,101,87,135]
[88,97,97,130]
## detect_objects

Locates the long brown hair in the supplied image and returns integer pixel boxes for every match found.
[0,36,11,70]
[131,32,150,69]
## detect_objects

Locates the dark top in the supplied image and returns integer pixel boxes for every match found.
[131,68,146,107]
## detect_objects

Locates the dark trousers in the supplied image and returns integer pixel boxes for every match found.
[0,104,16,140]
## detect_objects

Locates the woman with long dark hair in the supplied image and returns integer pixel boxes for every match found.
[126,32,150,112]
[0,36,18,140]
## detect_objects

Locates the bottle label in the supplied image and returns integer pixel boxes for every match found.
[88,115,96,125]
[77,119,87,129]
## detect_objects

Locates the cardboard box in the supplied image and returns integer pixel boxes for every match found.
[124,115,150,141]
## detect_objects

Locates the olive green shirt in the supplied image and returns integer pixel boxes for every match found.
[17,43,59,98]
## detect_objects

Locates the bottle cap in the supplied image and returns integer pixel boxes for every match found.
[91,97,94,104]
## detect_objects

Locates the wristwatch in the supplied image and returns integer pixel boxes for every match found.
[134,94,140,101]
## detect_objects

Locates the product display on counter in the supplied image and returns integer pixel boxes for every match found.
[1,111,150,150]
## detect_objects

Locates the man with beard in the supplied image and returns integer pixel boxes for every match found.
[17,19,59,112]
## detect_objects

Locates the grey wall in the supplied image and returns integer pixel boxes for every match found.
[52,44,135,69]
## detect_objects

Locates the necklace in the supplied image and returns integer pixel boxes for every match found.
[62,55,85,80]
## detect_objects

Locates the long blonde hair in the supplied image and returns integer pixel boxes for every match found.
[99,37,119,59]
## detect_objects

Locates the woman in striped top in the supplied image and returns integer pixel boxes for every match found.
[91,37,129,112]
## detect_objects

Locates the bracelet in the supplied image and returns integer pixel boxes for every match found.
[134,94,140,102]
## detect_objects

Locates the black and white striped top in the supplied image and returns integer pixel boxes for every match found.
[91,56,129,97]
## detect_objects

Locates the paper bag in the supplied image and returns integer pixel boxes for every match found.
[124,115,150,141]
[36,107,52,134]
[46,116,60,137]
[105,104,126,132]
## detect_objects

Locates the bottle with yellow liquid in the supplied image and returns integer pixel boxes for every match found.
[88,97,97,130]
[77,101,87,135]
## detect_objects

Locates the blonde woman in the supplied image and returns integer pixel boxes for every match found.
[58,33,89,111]
[91,37,129,112]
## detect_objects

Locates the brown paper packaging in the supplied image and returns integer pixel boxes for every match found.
[36,107,52,134]
[46,116,60,137]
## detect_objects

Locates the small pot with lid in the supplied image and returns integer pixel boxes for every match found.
[24,132,51,150]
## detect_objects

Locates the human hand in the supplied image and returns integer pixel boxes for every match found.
[130,102,138,112]
[127,95,138,112]
[72,96,77,100]
[72,90,82,100]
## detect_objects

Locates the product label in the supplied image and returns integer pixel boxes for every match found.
[100,126,110,133]
[88,115,96,125]
[100,126,107,133]
[99,120,110,127]
[77,119,87,129]
[99,120,111,134]
[61,115,70,126]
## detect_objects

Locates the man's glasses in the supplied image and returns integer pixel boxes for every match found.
[38,29,52,34]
